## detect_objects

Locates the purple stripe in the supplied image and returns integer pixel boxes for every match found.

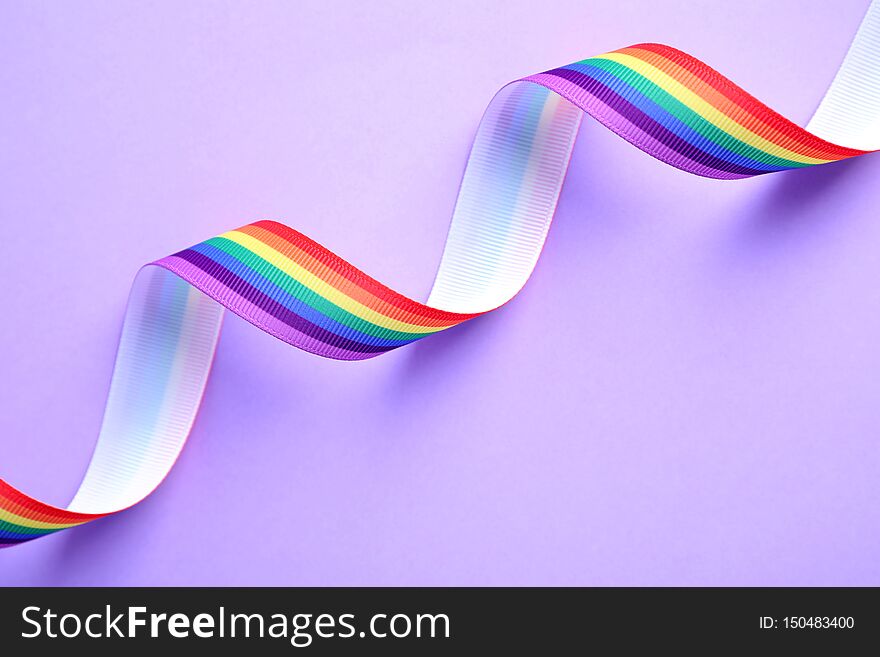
[525,69,764,179]
[155,251,394,359]
[524,72,740,179]
[523,73,732,179]
[156,254,365,360]
[549,66,765,176]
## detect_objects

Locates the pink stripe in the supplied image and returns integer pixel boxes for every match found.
[522,73,749,180]
[151,257,371,361]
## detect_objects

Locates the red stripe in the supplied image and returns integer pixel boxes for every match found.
[251,220,483,323]
[0,480,104,524]
[629,43,870,159]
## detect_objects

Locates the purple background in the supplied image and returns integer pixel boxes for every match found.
[2,0,879,586]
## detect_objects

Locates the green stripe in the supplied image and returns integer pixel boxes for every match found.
[205,237,438,342]
[0,518,61,537]
[577,57,814,170]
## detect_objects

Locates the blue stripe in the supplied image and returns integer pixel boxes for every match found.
[189,242,418,349]
[565,62,793,172]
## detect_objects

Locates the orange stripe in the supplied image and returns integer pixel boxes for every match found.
[236,223,474,328]
[619,45,864,160]
[0,481,102,524]
[249,221,479,323]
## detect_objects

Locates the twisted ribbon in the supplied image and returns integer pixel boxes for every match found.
[3,3,880,546]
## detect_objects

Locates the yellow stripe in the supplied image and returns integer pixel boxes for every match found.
[595,52,832,165]
[222,230,450,334]
[0,506,84,531]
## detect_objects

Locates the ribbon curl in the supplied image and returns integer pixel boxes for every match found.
[3,3,880,546]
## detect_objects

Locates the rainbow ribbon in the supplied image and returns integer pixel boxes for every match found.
[3,3,880,547]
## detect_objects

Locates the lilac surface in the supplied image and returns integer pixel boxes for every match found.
[1,0,879,585]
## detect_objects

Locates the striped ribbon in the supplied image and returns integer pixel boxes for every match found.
[3,2,880,546]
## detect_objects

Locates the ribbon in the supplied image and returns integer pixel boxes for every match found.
[3,2,879,547]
